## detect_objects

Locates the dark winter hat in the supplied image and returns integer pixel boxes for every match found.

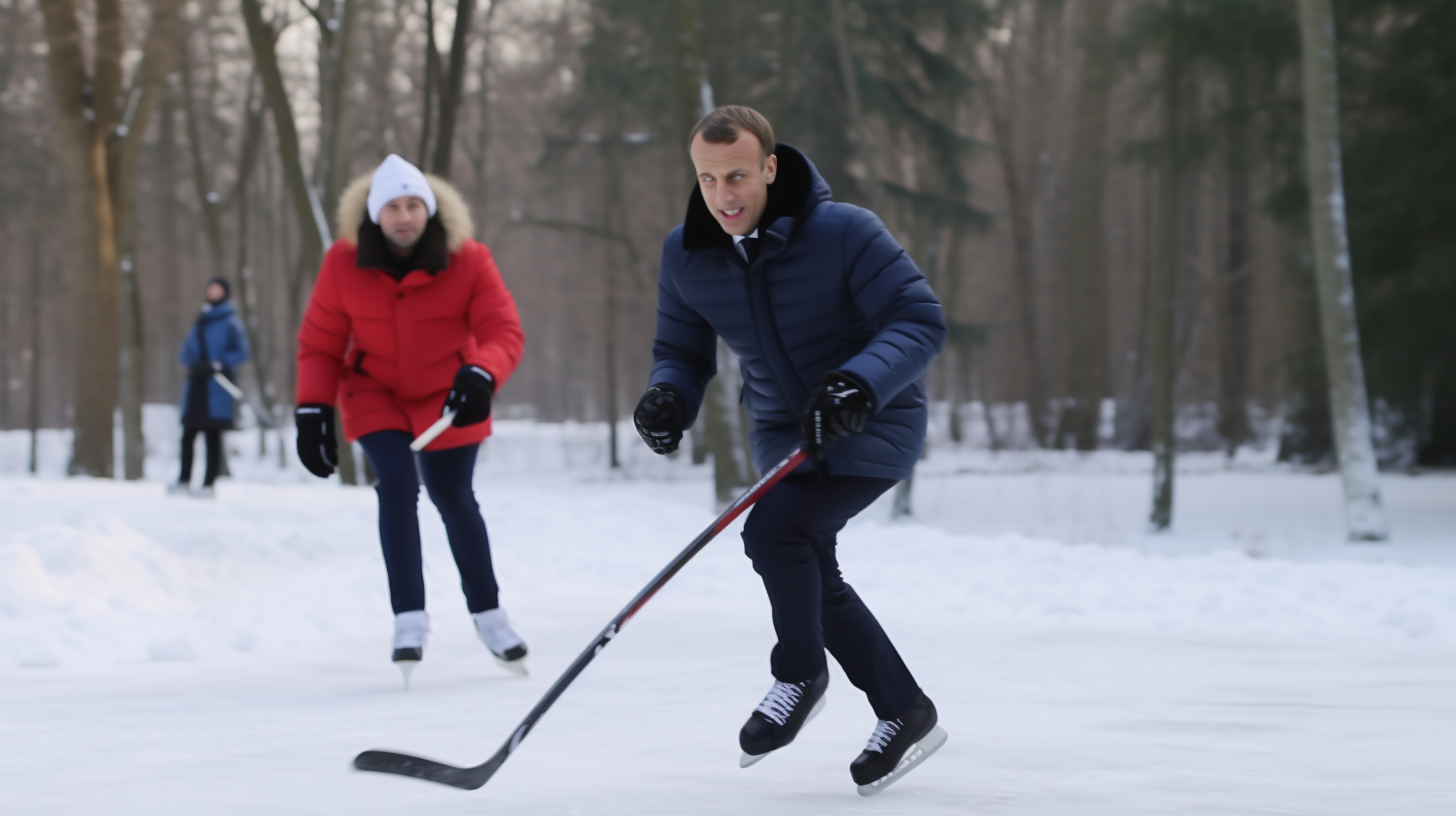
[206,277,231,302]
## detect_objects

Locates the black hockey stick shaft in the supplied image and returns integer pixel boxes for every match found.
[354,446,811,790]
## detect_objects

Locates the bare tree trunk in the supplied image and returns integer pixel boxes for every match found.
[1296,0,1388,541]
[1218,78,1254,457]
[771,0,798,129]
[431,0,475,177]
[180,51,227,281]
[240,0,330,275]
[229,85,279,446]
[602,138,623,469]
[417,0,442,169]
[982,58,1051,448]
[1058,0,1115,451]
[29,231,43,474]
[1,243,9,430]
[467,0,502,202]
[1150,0,1182,532]
[828,0,885,213]
[241,0,354,482]
[672,0,750,501]
[39,0,121,477]
[109,0,185,480]
[704,339,752,508]
[320,0,361,215]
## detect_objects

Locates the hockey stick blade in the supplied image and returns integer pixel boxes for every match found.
[354,748,506,790]
[353,447,810,791]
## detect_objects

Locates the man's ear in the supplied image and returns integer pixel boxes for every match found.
[764,153,778,184]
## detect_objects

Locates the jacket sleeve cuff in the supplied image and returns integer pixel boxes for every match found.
[647,366,707,429]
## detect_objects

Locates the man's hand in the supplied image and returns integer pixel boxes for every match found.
[444,366,494,427]
[801,370,873,460]
[634,384,686,455]
[295,404,338,478]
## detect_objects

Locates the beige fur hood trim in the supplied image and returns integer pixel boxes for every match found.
[336,170,475,253]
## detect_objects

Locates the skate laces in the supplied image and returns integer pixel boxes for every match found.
[864,718,902,753]
[755,681,806,726]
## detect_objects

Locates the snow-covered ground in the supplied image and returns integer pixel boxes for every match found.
[3,412,1454,814]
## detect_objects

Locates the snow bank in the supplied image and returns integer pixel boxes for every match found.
[3,471,1454,672]
[842,522,1456,644]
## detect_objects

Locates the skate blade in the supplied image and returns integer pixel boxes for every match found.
[494,655,528,676]
[856,725,948,797]
[396,660,419,690]
[739,694,827,768]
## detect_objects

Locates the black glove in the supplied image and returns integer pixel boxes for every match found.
[634,384,685,455]
[443,365,494,427]
[801,370,873,460]
[294,404,338,478]
[190,359,224,378]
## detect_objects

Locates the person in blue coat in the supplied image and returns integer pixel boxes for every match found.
[172,278,250,497]
[632,106,948,793]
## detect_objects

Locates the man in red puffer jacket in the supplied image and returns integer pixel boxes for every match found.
[295,154,528,679]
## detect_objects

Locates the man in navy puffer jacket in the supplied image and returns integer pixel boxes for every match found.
[634,106,949,793]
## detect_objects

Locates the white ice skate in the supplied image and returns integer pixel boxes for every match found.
[166,482,190,496]
[392,610,429,689]
[472,608,529,675]
[190,485,216,499]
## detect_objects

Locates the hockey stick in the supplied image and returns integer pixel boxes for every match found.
[410,411,458,452]
[212,373,278,429]
[353,445,811,790]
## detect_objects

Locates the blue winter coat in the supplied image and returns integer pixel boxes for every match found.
[179,300,251,428]
[649,144,946,480]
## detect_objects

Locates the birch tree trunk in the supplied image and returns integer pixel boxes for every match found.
[1149,0,1182,531]
[1296,0,1388,541]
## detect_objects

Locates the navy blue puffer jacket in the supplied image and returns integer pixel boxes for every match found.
[649,144,946,480]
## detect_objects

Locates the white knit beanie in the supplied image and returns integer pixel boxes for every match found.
[366,154,438,224]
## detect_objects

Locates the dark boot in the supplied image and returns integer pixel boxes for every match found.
[850,692,948,796]
[738,669,829,766]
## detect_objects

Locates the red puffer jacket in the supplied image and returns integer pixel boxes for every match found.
[296,173,524,450]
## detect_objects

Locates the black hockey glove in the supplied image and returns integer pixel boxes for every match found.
[801,370,874,460]
[444,365,494,427]
[634,384,686,455]
[294,404,338,479]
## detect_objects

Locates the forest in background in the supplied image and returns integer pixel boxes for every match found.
[0,0,1451,502]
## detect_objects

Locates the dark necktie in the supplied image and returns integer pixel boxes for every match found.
[740,235,760,264]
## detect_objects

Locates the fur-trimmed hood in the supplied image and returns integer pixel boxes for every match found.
[336,170,475,253]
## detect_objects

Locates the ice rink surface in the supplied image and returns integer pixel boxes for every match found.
[3,418,1454,814]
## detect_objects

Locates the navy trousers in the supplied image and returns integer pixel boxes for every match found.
[359,430,500,615]
[742,474,921,720]
[178,427,222,486]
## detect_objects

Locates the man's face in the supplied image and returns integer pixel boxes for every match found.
[205,282,226,304]
[378,196,430,249]
[690,133,777,237]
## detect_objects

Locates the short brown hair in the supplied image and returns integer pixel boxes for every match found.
[688,105,775,160]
